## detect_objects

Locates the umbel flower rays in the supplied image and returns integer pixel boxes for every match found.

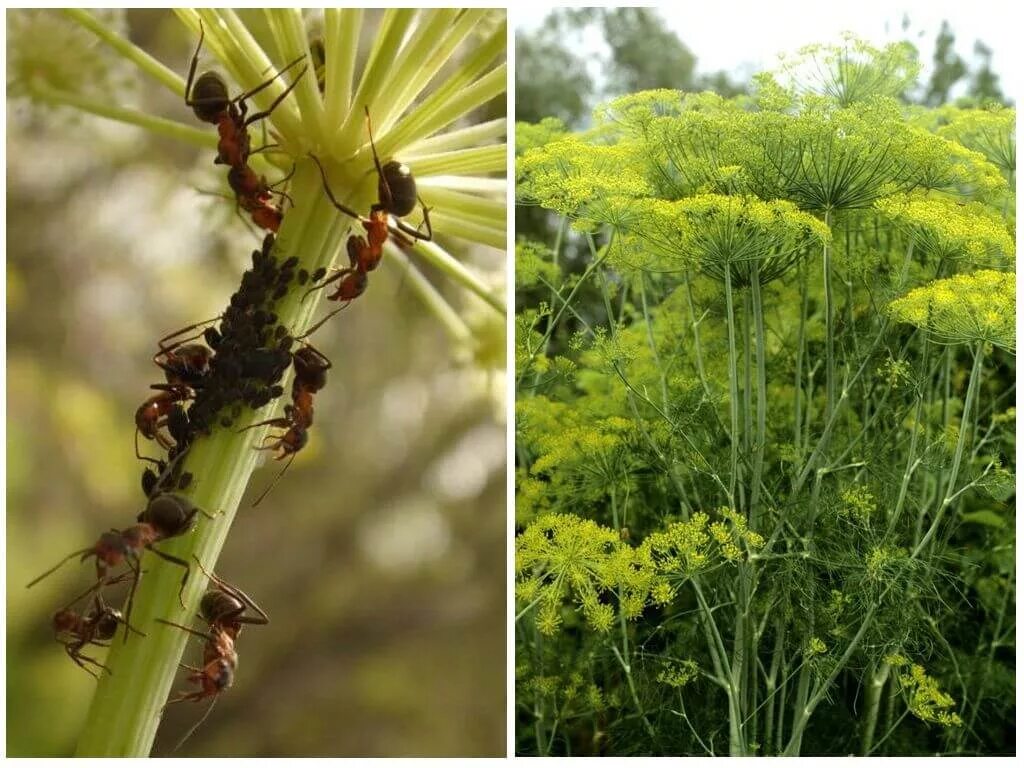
[12,8,507,350]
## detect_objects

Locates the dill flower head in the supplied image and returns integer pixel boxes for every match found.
[516,513,663,635]
[938,104,1016,178]
[874,193,1014,266]
[888,270,1016,352]
[774,33,921,106]
[628,194,830,284]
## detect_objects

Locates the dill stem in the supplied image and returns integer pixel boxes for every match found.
[793,261,808,455]
[860,660,891,755]
[724,268,741,508]
[912,343,985,558]
[822,209,836,424]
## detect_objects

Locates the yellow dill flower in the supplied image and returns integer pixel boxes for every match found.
[657,659,700,688]
[874,193,1013,265]
[888,270,1015,352]
[898,664,963,728]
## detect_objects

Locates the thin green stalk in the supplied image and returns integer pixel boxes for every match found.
[724,268,741,508]
[822,209,836,423]
[750,268,767,529]
[793,261,808,455]
[912,342,985,558]
[29,82,216,150]
[75,163,355,757]
[64,8,185,96]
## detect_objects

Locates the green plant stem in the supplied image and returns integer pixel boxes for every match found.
[29,82,216,150]
[750,269,767,529]
[912,342,985,558]
[724,268,741,508]
[74,162,355,757]
[821,209,835,423]
[64,8,186,96]
[793,261,808,456]
[860,660,891,755]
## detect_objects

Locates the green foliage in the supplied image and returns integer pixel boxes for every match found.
[516,35,1015,757]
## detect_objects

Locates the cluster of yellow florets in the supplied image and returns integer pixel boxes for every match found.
[888,270,1015,351]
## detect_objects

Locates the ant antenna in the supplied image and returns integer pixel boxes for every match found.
[250,453,296,508]
[26,548,93,589]
[173,697,219,753]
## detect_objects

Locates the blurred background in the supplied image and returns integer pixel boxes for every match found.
[7,9,506,757]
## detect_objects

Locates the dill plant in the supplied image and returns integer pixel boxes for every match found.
[515,37,1014,757]
[10,8,505,756]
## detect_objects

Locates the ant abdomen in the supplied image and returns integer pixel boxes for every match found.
[380,160,418,217]
[189,72,230,123]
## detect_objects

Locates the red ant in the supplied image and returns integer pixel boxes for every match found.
[152,315,222,387]
[185,21,306,170]
[185,21,306,233]
[27,493,218,639]
[299,107,433,336]
[157,557,268,747]
[238,344,331,506]
[136,384,193,454]
[52,572,144,678]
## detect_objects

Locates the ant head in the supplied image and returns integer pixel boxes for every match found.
[52,609,78,633]
[190,71,230,123]
[378,160,418,217]
[141,493,197,537]
[211,656,236,690]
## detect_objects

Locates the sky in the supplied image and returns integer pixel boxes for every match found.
[516,0,1020,101]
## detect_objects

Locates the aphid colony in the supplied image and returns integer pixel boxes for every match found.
[28,23,432,744]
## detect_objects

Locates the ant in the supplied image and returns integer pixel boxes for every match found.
[136,384,194,454]
[185,21,307,170]
[27,493,218,640]
[157,557,268,747]
[239,344,331,506]
[185,21,307,233]
[298,107,432,335]
[153,316,223,387]
[52,572,144,678]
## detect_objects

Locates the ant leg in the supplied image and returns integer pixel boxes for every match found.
[122,558,144,643]
[155,315,222,354]
[389,203,433,243]
[155,618,215,644]
[300,268,350,303]
[237,58,307,123]
[135,429,165,465]
[69,648,114,677]
[237,416,291,433]
[251,452,296,509]
[296,305,348,340]
[146,547,192,608]
[66,648,104,679]
[308,154,364,220]
[58,571,133,612]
